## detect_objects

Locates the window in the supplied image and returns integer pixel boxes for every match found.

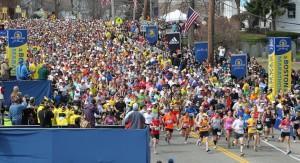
[287,3,296,18]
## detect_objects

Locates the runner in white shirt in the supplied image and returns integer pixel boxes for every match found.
[232,115,245,156]
[143,107,153,125]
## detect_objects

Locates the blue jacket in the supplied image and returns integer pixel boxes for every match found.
[16,62,30,80]
[9,102,27,125]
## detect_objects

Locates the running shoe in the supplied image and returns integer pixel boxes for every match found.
[240,152,245,157]
[196,139,201,146]
[286,151,292,155]
[254,147,257,152]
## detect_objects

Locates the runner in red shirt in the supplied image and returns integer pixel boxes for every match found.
[150,116,160,154]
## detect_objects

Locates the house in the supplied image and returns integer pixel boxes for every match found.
[157,0,244,20]
[276,0,300,33]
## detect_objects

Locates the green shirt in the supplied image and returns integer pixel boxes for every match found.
[38,67,49,80]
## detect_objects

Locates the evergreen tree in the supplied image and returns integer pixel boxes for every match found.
[245,0,290,31]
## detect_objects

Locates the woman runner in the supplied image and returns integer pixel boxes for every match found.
[279,114,292,155]
[179,112,194,144]
[211,112,222,149]
[232,115,245,156]
[223,111,234,148]
[150,116,160,154]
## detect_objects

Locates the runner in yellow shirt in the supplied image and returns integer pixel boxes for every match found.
[247,113,258,151]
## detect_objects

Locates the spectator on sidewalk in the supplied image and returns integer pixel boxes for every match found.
[9,96,27,125]
[1,58,10,80]
[124,103,145,129]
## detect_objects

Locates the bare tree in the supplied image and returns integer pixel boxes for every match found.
[196,16,240,49]
[234,0,241,30]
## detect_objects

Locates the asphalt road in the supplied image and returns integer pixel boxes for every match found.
[151,130,300,163]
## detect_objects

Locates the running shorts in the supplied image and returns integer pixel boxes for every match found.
[199,131,209,138]
[151,134,160,140]
[281,132,290,138]
[234,132,244,139]
[166,128,174,133]
[212,128,221,136]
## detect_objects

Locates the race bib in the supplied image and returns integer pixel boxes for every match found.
[166,120,173,124]
[183,123,189,128]
[257,124,262,129]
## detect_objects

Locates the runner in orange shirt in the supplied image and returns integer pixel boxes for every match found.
[163,109,177,144]
[180,112,194,144]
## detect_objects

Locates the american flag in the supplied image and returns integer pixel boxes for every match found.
[184,7,200,33]
[101,0,111,7]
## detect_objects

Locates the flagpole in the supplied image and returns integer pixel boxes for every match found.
[188,0,195,48]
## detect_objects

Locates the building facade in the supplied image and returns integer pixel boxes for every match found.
[157,0,242,20]
[276,0,300,33]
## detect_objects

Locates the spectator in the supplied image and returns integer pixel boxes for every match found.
[9,96,27,125]
[0,86,4,110]
[38,64,49,80]
[38,105,54,128]
[83,99,99,128]
[124,103,145,129]
[1,58,10,80]
[104,112,117,125]
[168,159,174,163]
[16,58,30,80]
[22,97,37,125]
[10,86,21,104]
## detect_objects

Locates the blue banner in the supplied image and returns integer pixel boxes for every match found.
[1,80,52,106]
[0,30,6,37]
[0,128,150,163]
[145,25,158,45]
[230,54,247,79]
[194,42,208,63]
[274,37,291,55]
[8,29,28,48]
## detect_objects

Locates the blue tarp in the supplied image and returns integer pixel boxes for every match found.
[0,128,150,163]
[0,80,52,106]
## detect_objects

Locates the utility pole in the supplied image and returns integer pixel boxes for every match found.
[55,0,60,18]
[150,0,152,21]
[133,0,136,20]
[143,0,148,20]
[111,0,115,19]
[208,0,215,65]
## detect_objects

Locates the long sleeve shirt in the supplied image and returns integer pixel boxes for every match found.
[9,102,27,125]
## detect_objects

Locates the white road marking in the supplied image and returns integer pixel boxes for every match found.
[262,140,300,162]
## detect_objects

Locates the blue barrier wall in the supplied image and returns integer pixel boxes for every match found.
[0,80,52,106]
[0,128,150,163]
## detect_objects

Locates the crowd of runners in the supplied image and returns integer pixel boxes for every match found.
[0,18,300,158]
